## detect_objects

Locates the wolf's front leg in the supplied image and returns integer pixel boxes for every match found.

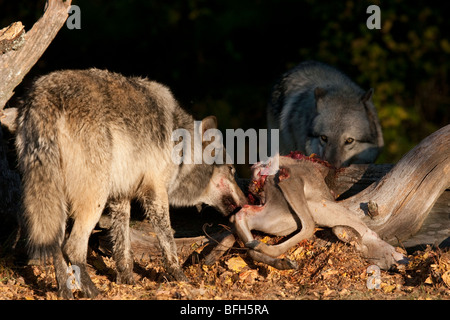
[142,191,188,282]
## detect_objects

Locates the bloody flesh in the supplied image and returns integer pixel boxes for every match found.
[247,151,333,204]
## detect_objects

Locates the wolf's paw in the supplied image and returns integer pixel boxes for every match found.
[167,267,189,282]
[82,281,100,298]
[275,258,298,270]
[116,270,136,285]
[58,286,74,300]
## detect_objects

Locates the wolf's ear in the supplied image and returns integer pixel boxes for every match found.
[201,116,218,135]
[360,88,374,103]
[314,87,327,100]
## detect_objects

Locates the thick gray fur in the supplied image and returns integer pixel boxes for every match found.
[267,60,384,168]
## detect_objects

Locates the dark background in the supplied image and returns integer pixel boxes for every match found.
[1,0,449,176]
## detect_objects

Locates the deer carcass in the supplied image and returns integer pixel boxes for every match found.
[229,153,408,270]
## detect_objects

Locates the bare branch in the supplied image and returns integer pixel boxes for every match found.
[0,0,72,110]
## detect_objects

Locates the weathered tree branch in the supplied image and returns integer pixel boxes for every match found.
[326,162,449,248]
[338,124,449,245]
[96,215,230,261]
[0,0,71,111]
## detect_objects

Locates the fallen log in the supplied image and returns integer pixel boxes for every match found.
[96,215,231,261]
[328,163,450,248]
[338,124,450,246]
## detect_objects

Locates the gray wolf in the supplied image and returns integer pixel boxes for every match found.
[267,60,384,168]
[15,69,247,298]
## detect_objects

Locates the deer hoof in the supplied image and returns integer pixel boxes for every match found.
[279,258,298,270]
[245,240,261,250]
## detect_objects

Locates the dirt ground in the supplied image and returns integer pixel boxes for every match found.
[0,225,449,300]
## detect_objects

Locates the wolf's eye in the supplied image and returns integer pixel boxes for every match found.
[345,138,354,144]
[228,165,235,175]
[320,135,328,143]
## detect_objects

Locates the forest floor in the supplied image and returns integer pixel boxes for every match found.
[0,221,449,300]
